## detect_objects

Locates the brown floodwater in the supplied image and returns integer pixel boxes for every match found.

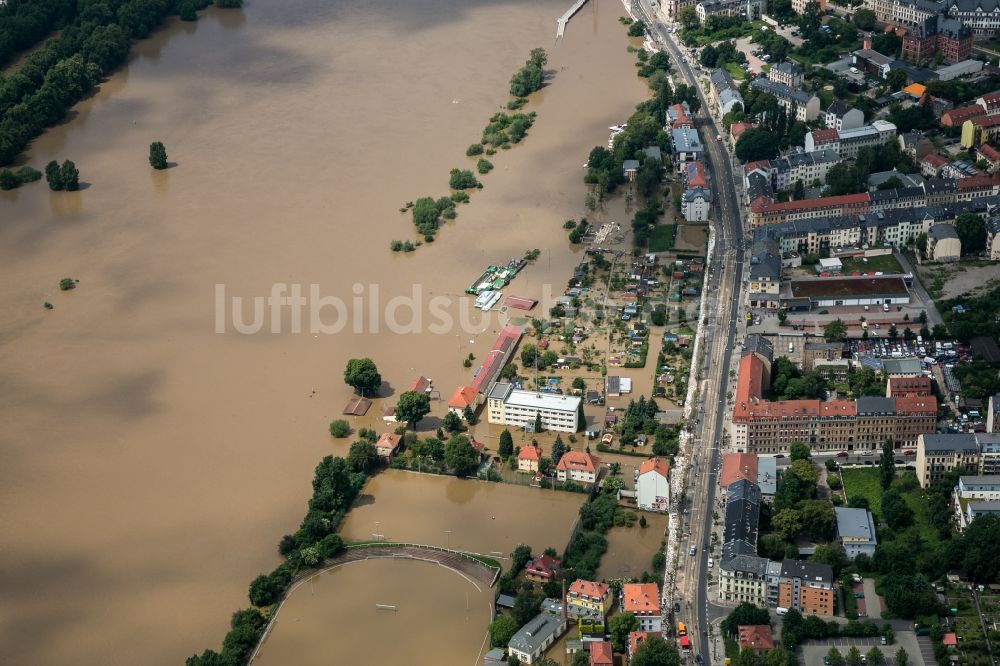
[0,0,647,663]
[254,557,493,666]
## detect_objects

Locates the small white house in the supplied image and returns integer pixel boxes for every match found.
[636,457,670,512]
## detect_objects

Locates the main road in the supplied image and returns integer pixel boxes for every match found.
[632,2,747,661]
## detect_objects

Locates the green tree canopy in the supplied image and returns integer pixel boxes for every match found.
[489,614,518,648]
[395,390,431,427]
[630,636,681,666]
[721,602,771,636]
[499,429,514,457]
[344,358,381,396]
[824,318,847,342]
[149,141,168,169]
[444,434,479,477]
[609,612,640,652]
[735,127,780,162]
[955,212,987,254]
[346,440,379,473]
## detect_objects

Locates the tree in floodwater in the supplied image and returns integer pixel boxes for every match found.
[60,161,79,191]
[149,141,168,169]
[45,160,63,191]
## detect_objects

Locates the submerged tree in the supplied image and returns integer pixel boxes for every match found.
[149,141,168,169]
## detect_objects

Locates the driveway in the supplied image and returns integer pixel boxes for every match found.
[863,578,883,619]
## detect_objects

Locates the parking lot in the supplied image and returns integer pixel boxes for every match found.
[800,632,926,666]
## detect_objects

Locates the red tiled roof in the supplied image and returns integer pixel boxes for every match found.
[526,554,561,578]
[503,295,537,310]
[731,122,755,138]
[376,432,402,453]
[448,385,478,409]
[622,583,660,614]
[977,144,1000,163]
[820,400,857,417]
[568,579,609,599]
[639,457,670,479]
[971,114,1000,129]
[557,451,600,473]
[408,376,431,393]
[942,104,986,125]
[943,632,958,647]
[888,376,932,396]
[745,159,772,174]
[720,453,758,488]
[980,91,1000,110]
[921,153,948,167]
[518,445,542,461]
[588,641,614,665]
[760,192,869,214]
[895,394,937,415]
[342,397,372,416]
[810,128,840,144]
[735,354,766,405]
[738,625,775,650]
[957,173,1000,190]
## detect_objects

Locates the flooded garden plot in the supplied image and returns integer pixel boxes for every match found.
[596,511,669,580]
[339,469,585,557]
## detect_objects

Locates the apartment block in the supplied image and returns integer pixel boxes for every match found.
[916,433,981,487]
[486,382,582,433]
[777,560,835,616]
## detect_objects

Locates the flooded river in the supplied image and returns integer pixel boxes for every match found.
[0,0,647,663]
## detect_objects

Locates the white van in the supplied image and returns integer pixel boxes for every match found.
[776,607,788,616]
[708,558,714,569]
[883,303,890,312]
[788,342,794,353]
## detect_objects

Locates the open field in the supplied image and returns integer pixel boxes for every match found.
[841,467,883,516]
[841,254,903,275]
[649,224,676,252]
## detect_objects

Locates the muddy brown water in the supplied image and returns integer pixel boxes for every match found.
[0,0,648,663]
[254,557,494,666]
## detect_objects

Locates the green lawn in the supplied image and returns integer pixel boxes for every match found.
[900,483,941,546]
[724,61,746,80]
[841,468,883,516]
[840,254,904,275]
[649,224,676,253]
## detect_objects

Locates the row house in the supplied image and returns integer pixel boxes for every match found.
[864,0,940,26]
[825,100,865,132]
[769,61,804,88]
[805,121,898,159]
[961,114,1000,148]
[749,192,870,228]
[946,0,1000,36]
[711,69,745,117]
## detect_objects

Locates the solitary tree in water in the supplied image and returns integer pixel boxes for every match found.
[343,358,381,396]
[60,161,80,191]
[149,141,168,170]
[45,160,63,191]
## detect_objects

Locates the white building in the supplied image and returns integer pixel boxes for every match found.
[824,101,865,132]
[834,507,878,560]
[637,457,670,512]
[486,382,582,433]
[507,612,567,664]
[959,501,1000,531]
[750,78,821,122]
[556,451,601,485]
[682,186,713,221]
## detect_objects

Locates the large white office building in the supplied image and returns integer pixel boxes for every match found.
[486,383,582,433]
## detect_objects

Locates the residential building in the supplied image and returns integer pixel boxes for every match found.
[719,554,770,605]
[990,216,1000,260]
[777,559,835,616]
[917,433,981,487]
[750,78,821,121]
[941,159,980,180]
[927,223,962,261]
[622,583,662,632]
[507,612,567,664]
[899,131,934,159]
[747,232,782,309]
[988,393,1000,432]
[556,450,601,485]
[667,102,694,129]
[807,121,898,160]
[887,376,933,397]
[724,479,762,556]
[525,554,561,582]
[976,144,1000,172]
[803,342,846,371]
[588,641,614,666]
[623,160,640,182]
[959,500,1000,529]
[672,128,703,171]
[955,475,1000,500]
[946,0,1000,36]
[518,445,542,473]
[792,0,826,12]
[825,101,865,132]
[486,383,582,433]
[448,385,480,415]
[758,455,777,500]
[749,192,870,228]
[770,61,804,88]
[852,47,895,78]
[629,632,662,661]
[696,0,765,22]
[682,186,713,221]
[738,625,775,652]
[864,0,939,28]
[834,507,878,560]
[962,115,1000,149]
[941,103,989,128]
[920,152,949,177]
[784,149,841,189]
[720,452,758,490]
[637,457,671,512]
[566,580,612,620]
[375,432,402,461]
[711,69,744,116]
[733,352,936,454]
[900,15,973,64]
[730,121,756,148]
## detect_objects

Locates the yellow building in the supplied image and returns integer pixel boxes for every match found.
[566,580,612,620]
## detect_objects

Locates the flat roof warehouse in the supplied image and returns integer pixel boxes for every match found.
[790,276,909,299]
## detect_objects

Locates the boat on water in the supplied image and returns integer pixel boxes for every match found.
[465,258,527,295]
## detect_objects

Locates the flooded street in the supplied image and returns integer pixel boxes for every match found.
[0,0,647,663]
[254,557,494,665]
